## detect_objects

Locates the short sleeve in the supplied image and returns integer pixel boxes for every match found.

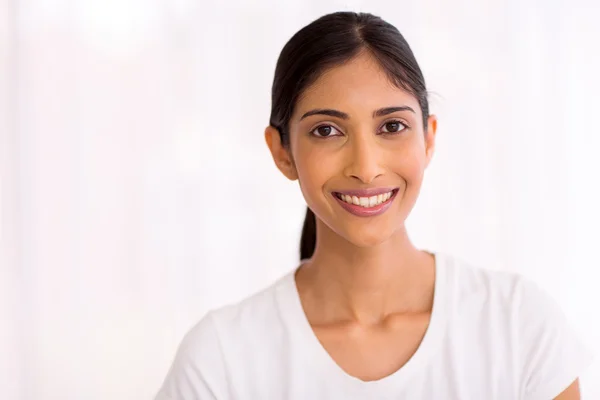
[517,278,594,400]
[155,312,229,400]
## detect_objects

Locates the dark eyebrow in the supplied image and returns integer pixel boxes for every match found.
[299,109,349,120]
[373,106,415,117]
[299,106,415,121]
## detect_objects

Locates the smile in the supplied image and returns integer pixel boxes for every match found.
[332,188,399,217]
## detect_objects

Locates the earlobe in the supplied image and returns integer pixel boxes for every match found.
[264,125,298,181]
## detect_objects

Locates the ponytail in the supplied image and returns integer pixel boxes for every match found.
[300,207,316,260]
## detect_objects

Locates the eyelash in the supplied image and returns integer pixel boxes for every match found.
[310,119,409,138]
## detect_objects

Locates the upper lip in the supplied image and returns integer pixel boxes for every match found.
[333,187,398,197]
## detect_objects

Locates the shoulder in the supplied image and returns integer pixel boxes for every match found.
[442,253,593,399]
[178,267,301,362]
[206,269,296,338]
[442,252,562,313]
[443,252,580,342]
[155,269,296,399]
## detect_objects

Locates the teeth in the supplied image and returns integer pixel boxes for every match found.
[338,191,394,208]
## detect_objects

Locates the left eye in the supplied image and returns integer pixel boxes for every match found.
[381,121,406,133]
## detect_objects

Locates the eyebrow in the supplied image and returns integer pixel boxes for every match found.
[299,106,415,121]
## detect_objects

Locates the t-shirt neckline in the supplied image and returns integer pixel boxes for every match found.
[276,251,450,392]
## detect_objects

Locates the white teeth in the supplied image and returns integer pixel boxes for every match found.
[338,191,394,208]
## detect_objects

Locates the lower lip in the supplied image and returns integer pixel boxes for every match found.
[333,190,398,217]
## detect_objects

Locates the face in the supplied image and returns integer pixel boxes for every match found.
[265,51,437,248]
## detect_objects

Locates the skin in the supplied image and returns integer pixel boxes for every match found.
[264,51,580,398]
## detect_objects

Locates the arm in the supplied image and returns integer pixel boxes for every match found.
[554,379,581,400]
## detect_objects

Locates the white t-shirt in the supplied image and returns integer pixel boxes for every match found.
[155,252,593,399]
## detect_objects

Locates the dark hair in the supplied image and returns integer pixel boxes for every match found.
[268,11,429,260]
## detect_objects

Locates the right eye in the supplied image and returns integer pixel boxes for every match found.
[310,124,343,138]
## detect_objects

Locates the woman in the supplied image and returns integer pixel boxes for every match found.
[155,11,592,399]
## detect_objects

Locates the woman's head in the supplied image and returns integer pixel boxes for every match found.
[265,12,437,260]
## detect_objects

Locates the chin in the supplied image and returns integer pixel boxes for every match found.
[340,222,399,249]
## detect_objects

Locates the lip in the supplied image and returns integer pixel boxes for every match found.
[332,188,399,218]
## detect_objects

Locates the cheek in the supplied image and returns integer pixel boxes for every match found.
[402,154,426,184]
[388,143,427,186]
[293,143,336,197]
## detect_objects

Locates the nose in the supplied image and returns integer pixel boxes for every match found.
[343,134,384,184]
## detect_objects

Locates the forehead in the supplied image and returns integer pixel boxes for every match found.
[294,52,420,117]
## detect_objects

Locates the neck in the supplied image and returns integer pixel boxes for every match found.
[296,220,435,325]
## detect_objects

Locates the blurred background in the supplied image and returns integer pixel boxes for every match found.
[1,0,599,398]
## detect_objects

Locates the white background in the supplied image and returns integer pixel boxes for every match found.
[1,0,599,399]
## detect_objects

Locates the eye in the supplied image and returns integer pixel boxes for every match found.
[310,124,343,138]
[380,120,407,134]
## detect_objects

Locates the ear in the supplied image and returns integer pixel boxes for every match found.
[264,125,298,181]
[424,115,438,169]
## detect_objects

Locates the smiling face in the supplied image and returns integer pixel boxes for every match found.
[266,51,437,248]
